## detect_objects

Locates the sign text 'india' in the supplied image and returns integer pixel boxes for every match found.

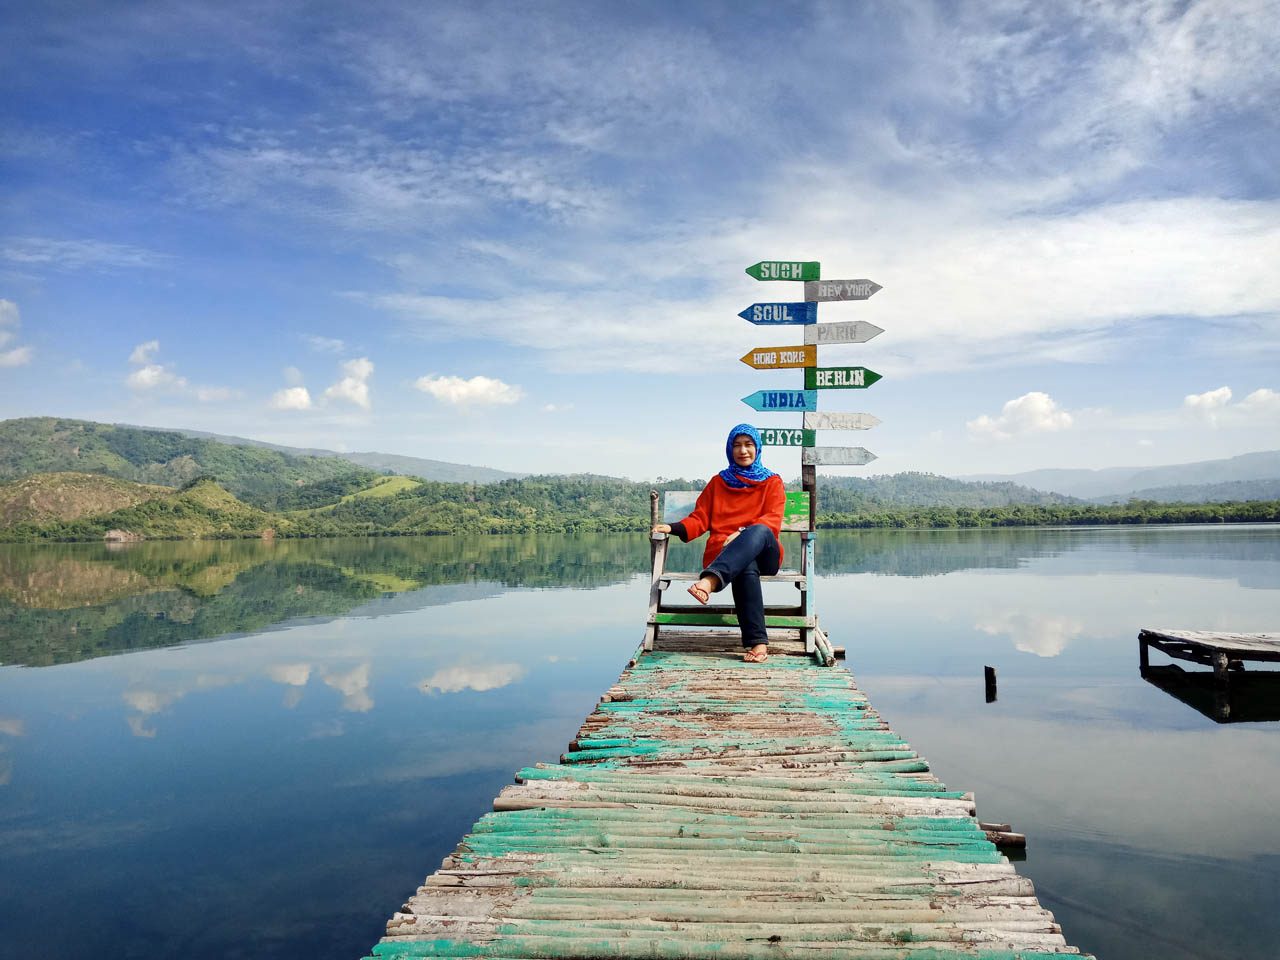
[741,389,817,412]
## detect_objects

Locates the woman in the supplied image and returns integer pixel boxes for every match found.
[652,423,785,663]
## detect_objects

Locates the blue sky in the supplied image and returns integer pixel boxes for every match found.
[2,0,1278,481]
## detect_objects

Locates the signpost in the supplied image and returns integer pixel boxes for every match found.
[803,320,884,345]
[804,366,883,389]
[746,261,821,282]
[739,344,816,369]
[741,389,817,412]
[759,428,816,447]
[803,279,881,301]
[801,447,877,466]
[803,411,881,431]
[738,302,817,325]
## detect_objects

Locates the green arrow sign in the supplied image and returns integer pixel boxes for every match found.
[804,366,882,389]
[745,260,820,282]
[759,428,816,447]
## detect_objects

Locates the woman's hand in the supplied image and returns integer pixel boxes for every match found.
[651,523,672,536]
[723,529,741,546]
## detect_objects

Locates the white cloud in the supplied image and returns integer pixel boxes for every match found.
[270,386,313,410]
[1181,385,1280,427]
[0,300,32,367]
[0,718,25,737]
[266,663,312,686]
[305,335,346,354]
[976,611,1084,659]
[1238,388,1280,415]
[414,373,523,406]
[129,340,160,364]
[126,363,188,391]
[418,662,526,695]
[323,357,373,410]
[322,662,373,712]
[195,386,236,402]
[968,392,1073,440]
[283,365,304,386]
[0,347,32,367]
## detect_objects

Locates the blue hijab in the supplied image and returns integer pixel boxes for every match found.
[719,423,776,489]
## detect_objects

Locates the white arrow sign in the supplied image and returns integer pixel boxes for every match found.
[803,412,881,431]
[804,321,884,345]
[803,279,882,301]
[801,446,877,466]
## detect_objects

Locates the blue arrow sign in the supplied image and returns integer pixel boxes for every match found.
[741,389,818,412]
[738,302,817,325]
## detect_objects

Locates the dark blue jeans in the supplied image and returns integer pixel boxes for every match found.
[703,523,781,648]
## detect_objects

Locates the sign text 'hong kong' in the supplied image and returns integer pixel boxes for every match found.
[740,344,816,369]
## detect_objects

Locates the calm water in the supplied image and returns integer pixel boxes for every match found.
[1,527,1277,959]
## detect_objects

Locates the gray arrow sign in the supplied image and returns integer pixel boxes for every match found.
[804,321,885,345]
[804,279,882,302]
[801,446,877,466]
[803,412,881,431]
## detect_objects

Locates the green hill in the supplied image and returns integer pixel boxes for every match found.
[7,478,286,542]
[0,472,172,527]
[0,417,376,507]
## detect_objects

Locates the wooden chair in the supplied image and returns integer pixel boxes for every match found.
[644,490,816,653]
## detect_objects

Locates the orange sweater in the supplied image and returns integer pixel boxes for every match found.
[672,474,786,569]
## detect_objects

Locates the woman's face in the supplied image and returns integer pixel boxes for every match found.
[731,434,757,467]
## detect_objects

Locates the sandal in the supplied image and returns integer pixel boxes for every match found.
[743,648,769,663]
[687,582,711,604]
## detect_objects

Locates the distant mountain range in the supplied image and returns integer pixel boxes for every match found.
[960,450,1280,502]
[143,426,526,483]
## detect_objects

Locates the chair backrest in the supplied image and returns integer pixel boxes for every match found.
[661,490,810,532]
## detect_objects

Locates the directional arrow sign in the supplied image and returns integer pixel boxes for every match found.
[738,302,817,325]
[803,320,884,345]
[804,366,882,389]
[803,279,881,301]
[803,411,881,431]
[746,261,821,282]
[740,344,816,369]
[741,389,817,412]
[802,446,877,466]
[759,428,816,447]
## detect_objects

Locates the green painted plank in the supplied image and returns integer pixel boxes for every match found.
[653,612,812,628]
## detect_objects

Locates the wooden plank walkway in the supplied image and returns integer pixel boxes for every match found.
[364,642,1088,960]
[1139,628,1280,678]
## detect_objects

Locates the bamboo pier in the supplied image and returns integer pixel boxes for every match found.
[363,637,1090,960]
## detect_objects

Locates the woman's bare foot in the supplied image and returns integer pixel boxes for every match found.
[687,575,718,604]
[743,644,768,663]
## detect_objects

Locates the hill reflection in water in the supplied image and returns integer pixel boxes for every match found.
[4,526,1279,667]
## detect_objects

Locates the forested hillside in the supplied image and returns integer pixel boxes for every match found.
[0,417,376,505]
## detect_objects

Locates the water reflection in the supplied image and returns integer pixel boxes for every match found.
[0,535,648,667]
[1141,664,1280,723]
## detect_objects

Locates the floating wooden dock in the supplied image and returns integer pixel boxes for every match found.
[1139,628,1280,680]
[364,637,1089,960]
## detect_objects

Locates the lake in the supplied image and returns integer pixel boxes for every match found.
[1,526,1277,960]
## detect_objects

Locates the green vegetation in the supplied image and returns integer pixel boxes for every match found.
[0,417,374,506]
[0,418,1276,542]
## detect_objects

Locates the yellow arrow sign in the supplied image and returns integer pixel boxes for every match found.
[739,344,816,369]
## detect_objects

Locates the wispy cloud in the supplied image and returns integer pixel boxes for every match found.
[270,386,313,411]
[418,662,525,695]
[304,335,346,354]
[0,237,166,271]
[125,340,235,402]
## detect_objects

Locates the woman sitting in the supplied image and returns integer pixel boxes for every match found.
[651,423,785,663]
